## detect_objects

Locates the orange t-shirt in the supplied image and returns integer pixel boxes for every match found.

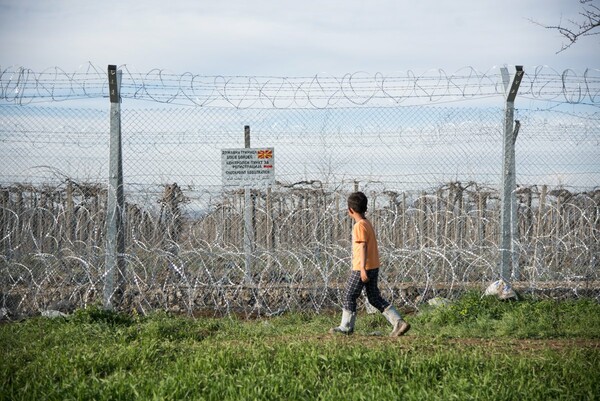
[352,219,380,271]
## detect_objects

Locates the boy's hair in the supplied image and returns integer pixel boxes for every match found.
[348,191,368,214]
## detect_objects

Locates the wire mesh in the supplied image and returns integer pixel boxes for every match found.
[0,66,599,319]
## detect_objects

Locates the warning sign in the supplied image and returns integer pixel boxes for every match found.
[222,148,275,187]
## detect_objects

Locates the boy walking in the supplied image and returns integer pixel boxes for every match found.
[330,191,410,337]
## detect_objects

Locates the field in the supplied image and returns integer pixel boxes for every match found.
[1,293,599,401]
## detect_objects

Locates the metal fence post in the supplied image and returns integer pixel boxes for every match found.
[510,120,521,280]
[244,125,255,283]
[499,65,523,282]
[104,65,125,309]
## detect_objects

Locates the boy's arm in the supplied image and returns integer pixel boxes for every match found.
[358,242,369,282]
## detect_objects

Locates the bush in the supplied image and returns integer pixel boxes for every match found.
[70,303,134,326]
[413,292,600,339]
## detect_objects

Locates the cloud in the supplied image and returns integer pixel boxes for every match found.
[0,0,597,75]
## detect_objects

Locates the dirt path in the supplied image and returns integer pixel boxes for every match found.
[311,334,600,352]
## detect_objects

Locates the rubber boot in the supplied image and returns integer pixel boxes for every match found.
[382,305,410,337]
[329,309,356,335]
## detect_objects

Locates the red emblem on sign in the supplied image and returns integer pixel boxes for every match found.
[257,149,273,159]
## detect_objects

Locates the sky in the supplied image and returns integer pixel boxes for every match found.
[0,0,598,76]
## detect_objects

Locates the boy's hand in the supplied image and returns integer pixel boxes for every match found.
[360,269,369,283]
[358,242,369,282]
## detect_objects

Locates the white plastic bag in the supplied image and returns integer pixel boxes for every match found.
[484,279,517,300]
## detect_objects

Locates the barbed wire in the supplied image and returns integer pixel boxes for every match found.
[1,182,598,318]
[1,63,599,108]
[1,64,599,319]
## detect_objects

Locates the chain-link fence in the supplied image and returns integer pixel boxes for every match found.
[1,65,599,319]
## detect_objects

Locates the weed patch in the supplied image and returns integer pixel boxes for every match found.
[1,296,599,400]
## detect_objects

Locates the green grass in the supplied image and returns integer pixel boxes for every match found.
[1,293,599,401]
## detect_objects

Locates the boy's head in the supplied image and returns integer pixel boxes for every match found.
[348,191,368,215]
